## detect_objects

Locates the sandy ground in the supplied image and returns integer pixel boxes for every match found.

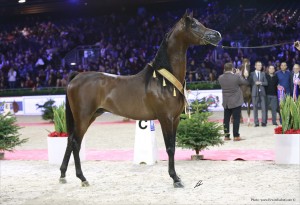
[0,111,299,205]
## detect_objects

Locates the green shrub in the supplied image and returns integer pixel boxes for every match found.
[53,103,67,133]
[36,99,56,122]
[0,112,27,152]
[280,96,300,133]
[176,100,224,155]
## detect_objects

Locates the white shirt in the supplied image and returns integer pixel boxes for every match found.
[255,71,261,79]
[8,70,17,82]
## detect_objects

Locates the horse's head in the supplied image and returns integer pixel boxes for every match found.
[240,58,250,78]
[175,11,222,46]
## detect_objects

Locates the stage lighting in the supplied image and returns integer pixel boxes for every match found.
[18,0,26,3]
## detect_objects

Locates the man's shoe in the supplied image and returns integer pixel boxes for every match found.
[224,137,231,141]
[273,123,278,126]
[254,124,259,127]
[233,137,245,141]
[261,123,267,127]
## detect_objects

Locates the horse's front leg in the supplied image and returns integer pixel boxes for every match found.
[159,117,183,188]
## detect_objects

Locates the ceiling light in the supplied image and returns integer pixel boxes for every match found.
[18,0,26,3]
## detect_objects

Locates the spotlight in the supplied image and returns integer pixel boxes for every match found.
[18,0,26,3]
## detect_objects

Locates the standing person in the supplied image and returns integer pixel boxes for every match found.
[276,62,291,96]
[7,67,17,89]
[265,65,279,126]
[290,64,300,100]
[249,61,268,127]
[218,62,249,141]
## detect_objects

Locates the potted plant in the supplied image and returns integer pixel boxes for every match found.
[0,112,27,159]
[176,100,224,160]
[274,96,300,164]
[47,103,85,165]
[36,99,56,122]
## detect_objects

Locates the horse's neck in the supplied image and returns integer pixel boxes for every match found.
[167,37,187,83]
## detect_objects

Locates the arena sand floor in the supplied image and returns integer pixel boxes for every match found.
[0,111,299,205]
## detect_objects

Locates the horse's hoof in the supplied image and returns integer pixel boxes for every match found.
[59,177,67,184]
[173,181,184,188]
[81,181,90,187]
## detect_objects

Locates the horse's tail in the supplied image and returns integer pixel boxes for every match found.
[66,71,79,135]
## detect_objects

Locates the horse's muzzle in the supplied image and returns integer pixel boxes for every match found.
[203,30,222,45]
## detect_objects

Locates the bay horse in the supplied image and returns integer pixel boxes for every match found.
[59,11,221,188]
[238,58,252,126]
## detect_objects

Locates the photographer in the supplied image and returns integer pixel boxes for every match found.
[218,62,249,141]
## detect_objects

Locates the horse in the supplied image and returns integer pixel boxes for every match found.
[59,11,222,188]
[238,58,252,126]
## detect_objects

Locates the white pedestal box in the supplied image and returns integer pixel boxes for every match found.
[134,120,158,165]
[47,137,86,165]
[275,134,300,164]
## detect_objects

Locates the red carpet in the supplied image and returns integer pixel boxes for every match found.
[2,149,274,161]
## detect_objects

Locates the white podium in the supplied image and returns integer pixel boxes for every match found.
[133,120,158,165]
[47,137,86,165]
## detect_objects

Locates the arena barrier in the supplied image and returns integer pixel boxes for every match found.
[1,90,254,115]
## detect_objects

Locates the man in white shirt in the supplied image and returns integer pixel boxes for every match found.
[249,61,268,127]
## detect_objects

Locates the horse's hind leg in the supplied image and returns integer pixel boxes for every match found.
[247,101,251,126]
[59,135,74,184]
[73,111,103,187]
[159,117,183,188]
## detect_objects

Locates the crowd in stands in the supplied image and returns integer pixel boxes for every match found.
[0,1,299,91]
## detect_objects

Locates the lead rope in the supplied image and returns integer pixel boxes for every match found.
[207,41,295,49]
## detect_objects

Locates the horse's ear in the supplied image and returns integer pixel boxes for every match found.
[183,10,188,19]
[188,11,193,18]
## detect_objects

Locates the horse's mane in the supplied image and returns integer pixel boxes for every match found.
[151,35,172,72]
[144,25,177,90]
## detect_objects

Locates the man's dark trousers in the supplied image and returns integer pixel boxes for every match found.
[223,106,241,138]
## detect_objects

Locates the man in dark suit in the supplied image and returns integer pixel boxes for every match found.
[249,61,268,127]
[290,64,300,100]
[265,65,279,126]
[218,62,249,141]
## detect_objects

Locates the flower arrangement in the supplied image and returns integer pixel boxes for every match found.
[48,103,68,137]
[275,96,300,134]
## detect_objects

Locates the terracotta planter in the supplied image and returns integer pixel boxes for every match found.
[191,154,203,160]
[275,134,300,164]
[0,152,4,160]
[47,137,86,165]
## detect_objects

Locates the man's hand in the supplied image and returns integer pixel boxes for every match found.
[294,41,300,51]
[255,81,262,85]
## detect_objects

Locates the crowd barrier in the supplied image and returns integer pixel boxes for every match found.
[0,90,228,115]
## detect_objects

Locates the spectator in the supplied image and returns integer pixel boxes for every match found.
[265,65,279,126]
[249,61,268,127]
[290,64,300,100]
[7,67,17,89]
[276,62,291,95]
[24,75,35,89]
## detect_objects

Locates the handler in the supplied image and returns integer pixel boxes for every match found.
[218,62,249,141]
